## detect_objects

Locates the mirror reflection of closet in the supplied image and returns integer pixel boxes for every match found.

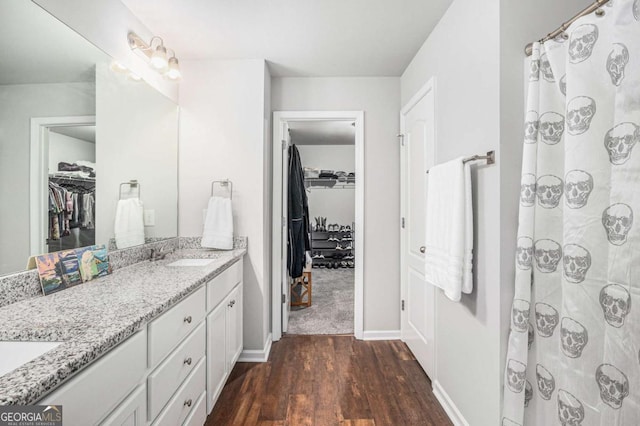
[47,124,96,252]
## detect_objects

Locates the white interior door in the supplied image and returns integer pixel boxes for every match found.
[400,80,436,379]
[281,127,291,333]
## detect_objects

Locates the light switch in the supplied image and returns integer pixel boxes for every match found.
[144,209,155,226]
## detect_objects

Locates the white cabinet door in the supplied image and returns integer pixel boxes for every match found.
[41,330,147,426]
[226,284,243,369]
[206,299,227,413]
[100,384,146,426]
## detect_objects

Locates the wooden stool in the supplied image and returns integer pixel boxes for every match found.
[290,271,312,307]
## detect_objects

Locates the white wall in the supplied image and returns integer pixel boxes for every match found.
[0,82,95,276]
[402,2,501,424]
[34,0,178,103]
[179,59,271,351]
[95,64,178,246]
[296,145,355,226]
[48,133,95,172]
[272,77,401,332]
[401,0,593,424]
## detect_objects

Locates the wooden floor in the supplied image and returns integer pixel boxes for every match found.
[206,335,452,426]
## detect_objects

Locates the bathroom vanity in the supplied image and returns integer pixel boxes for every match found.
[0,241,245,425]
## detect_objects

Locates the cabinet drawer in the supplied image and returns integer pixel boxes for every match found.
[206,260,242,312]
[41,329,147,426]
[148,287,205,368]
[148,322,205,420]
[151,358,205,426]
[182,391,206,426]
[100,384,146,426]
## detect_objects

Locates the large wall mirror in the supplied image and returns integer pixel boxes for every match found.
[0,0,179,277]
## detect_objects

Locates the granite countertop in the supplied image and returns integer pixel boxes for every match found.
[0,247,246,405]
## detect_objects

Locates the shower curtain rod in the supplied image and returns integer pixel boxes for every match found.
[524,0,610,56]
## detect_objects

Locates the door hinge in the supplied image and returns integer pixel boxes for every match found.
[401,217,405,228]
[401,300,405,311]
[397,133,405,146]
[282,217,286,227]
[282,140,288,150]
[282,294,286,304]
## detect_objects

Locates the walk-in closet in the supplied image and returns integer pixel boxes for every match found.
[47,126,96,252]
[287,120,355,335]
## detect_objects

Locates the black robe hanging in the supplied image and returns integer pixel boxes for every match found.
[287,144,310,279]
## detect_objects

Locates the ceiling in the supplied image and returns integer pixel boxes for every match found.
[50,126,96,143]
[121,0,453,77]
[0,1,108,85]
[289,121,354,146]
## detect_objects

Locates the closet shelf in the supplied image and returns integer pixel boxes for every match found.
[305,177,355,189]
[49,174,96,183]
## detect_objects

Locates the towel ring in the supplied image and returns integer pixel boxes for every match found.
[119,180,141,200]
[211,179,233,199]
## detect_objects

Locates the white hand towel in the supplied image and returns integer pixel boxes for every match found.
[424,158,474,302]
[114,198,145,249]
[202,196,233,250]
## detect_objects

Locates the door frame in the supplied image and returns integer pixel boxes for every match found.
[400,78,437,377]
[29,115,96,255]
[271,110,365,341]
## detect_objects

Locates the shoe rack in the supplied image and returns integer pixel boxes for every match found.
[311,222,355,269]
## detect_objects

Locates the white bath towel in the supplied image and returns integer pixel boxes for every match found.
[424,158,473,302]
[114,198,145,249]
[202,196,233,250]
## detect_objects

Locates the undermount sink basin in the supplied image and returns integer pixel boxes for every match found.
[0,341,62,376]
[166,259,215,267]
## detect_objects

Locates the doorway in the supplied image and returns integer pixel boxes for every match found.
[288,121,356,334]
[30,116,96,255]
[272,111,364,341]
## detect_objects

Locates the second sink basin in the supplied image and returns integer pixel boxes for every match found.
[0,341,62,377]
[166,259,215,267]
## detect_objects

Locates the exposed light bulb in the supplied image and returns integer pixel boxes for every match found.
[165,57,182,81]
[110,61,128,73]
[150,45,168,70]
[127,72,142,82]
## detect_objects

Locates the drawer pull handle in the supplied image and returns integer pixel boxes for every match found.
[184,357,192,366]
[184,399,193,407]
[184,316,192,324]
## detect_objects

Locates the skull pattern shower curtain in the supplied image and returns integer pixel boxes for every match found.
[502,1,640,425]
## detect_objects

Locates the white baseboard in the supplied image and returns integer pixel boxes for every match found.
[238,333,272,362]
[362,330,401,341]
[432,380,469,426]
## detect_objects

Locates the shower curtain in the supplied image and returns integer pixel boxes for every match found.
[503,1,640,425]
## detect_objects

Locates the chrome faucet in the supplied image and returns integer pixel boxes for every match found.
[150,245,172,261]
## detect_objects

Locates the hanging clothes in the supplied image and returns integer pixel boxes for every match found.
[503,2,640,425]
[287,144,310,279]
[47,179,95,240]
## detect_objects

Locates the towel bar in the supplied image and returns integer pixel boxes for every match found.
[119,180,141,200]
[426,151,495,174]
[211,179,233,199]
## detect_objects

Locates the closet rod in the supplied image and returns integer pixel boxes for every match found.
[524,0,609,56]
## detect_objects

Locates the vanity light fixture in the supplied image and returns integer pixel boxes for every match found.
[127,31,181,81]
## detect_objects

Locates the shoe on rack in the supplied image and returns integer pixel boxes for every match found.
[340,261,348,268]
[343,243,353,250]
[335,243,343,250]
[347,261,355,268]
[344,254,354,260]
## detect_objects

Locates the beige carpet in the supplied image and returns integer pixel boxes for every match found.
[287,268,354,335]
